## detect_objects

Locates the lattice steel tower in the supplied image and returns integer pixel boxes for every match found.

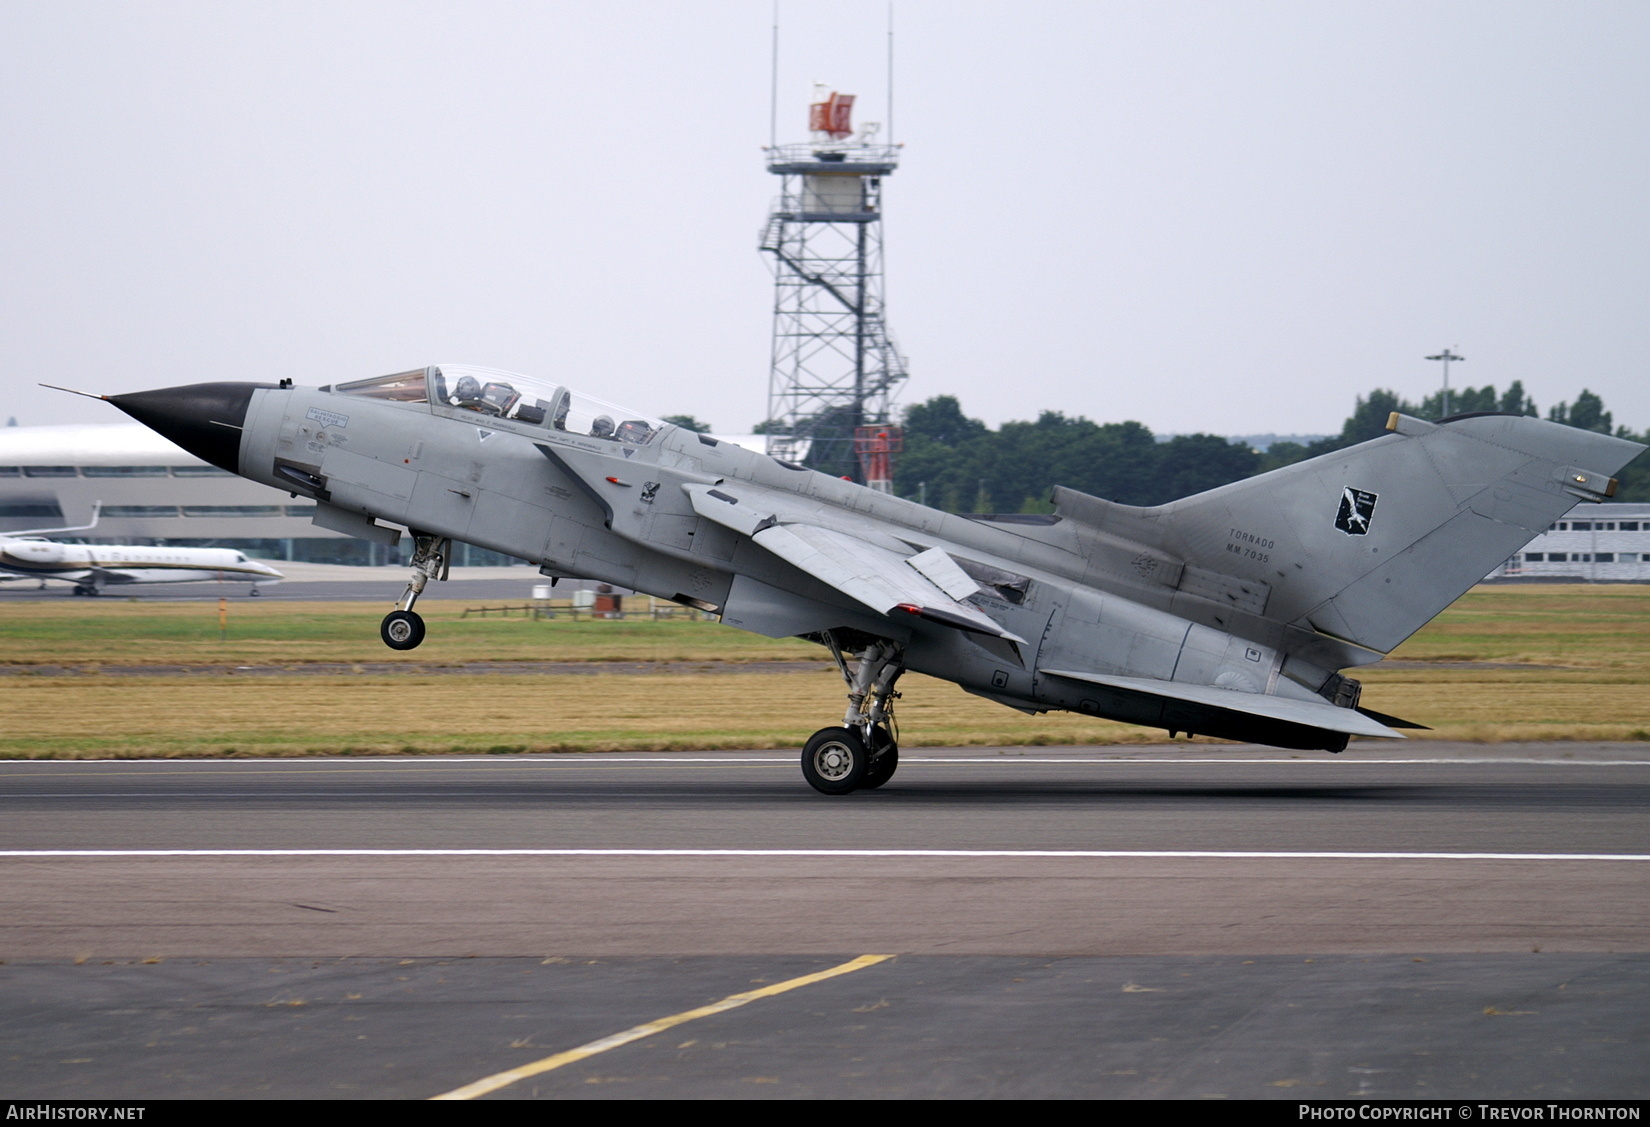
[760,87,907,486]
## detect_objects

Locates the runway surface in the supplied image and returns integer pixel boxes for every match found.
[3,745,1647,1099]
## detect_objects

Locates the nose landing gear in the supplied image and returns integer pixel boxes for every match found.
[380,533,449,650]
[802,635,904,795]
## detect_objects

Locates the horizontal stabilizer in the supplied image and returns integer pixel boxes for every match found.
[1354,705,1430,731]
[1040,668,1404,739]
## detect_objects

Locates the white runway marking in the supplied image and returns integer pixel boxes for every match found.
[3,848,1647,861]
[2,755,1647,766]
[907,758,1650,767]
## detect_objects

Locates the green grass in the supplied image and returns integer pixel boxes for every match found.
[0,599,825,666]
[2,584,1647,756]
[1385,583,1650,669]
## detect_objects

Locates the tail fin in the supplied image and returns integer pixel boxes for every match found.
[1054,413,1644,654]
[6,500,103,539]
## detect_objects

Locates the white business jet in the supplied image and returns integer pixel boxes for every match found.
[0,504,283,596]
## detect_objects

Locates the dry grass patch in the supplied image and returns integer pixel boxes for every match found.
[1357,667,1650,742]
[0,672,1157,759]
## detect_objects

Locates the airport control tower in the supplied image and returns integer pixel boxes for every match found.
[760,86,907,488]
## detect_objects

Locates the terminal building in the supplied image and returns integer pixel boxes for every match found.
[1491,502,1650,582]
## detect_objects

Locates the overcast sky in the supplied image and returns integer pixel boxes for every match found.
[3,2,1646,439]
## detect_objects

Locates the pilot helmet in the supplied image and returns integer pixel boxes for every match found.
[452,375,483,404]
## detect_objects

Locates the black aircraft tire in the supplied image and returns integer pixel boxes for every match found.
[859,725,899,789]
[860,744,899,789]
[380,610,426,651]
[801,727,869,795]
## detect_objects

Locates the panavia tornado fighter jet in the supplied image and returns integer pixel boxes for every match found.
[96,366,1644,793]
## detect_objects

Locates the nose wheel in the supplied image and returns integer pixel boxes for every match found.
[381,609,426,650]
[381,533,449,650]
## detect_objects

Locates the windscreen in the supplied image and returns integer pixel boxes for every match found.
[334,370,431,403]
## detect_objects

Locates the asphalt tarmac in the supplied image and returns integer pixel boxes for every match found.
[2,746,1647,1099]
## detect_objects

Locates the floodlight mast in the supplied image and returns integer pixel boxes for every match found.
[761,87,907,487]
[1426,347,1465,418]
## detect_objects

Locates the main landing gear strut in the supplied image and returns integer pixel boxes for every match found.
[802,636,906,795]
[380,533,449,650]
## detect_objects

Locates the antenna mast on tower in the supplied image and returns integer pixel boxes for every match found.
[760,85,907,487]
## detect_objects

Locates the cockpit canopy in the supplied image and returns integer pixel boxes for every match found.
[331,365,665,446]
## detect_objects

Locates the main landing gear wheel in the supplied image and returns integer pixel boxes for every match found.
[860,729,899,790]
[380,609,426,650]
[801,727,869,795]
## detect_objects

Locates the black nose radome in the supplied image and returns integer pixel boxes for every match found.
[107,382,275,474]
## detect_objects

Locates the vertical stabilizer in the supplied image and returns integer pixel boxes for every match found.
[1055,414,1643,654]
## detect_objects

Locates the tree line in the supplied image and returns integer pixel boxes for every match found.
[872,383,1649,511]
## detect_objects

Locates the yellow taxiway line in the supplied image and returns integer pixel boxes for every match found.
[429,953,894,1100]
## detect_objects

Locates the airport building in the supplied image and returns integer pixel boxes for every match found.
[1491,502,1650,582]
